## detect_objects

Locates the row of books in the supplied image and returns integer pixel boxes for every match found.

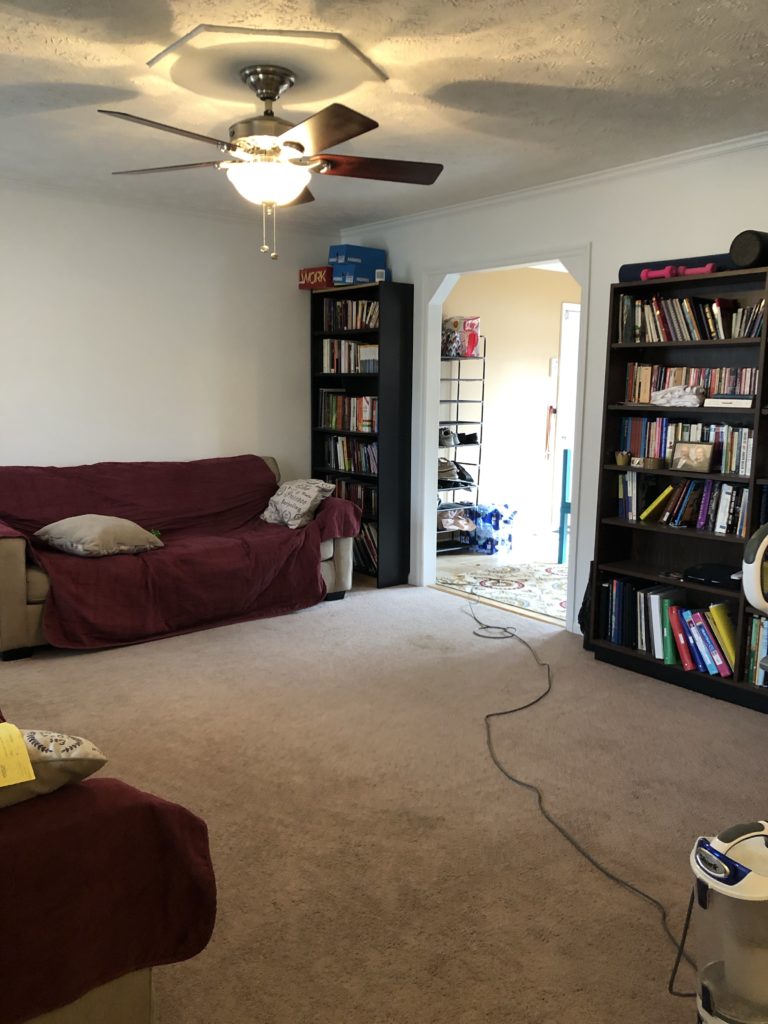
[617,417,753,475]
[324,477,378,517]
[617,294,764,344]
[322,299,380,332]
[598,578,737,677]
[618,472,749,535]
[353,523,379,574]
[320,339,379,374]
[321,436,378,475]
[317,390,379,433]
[745,614,768,687]
[625,363,758,404]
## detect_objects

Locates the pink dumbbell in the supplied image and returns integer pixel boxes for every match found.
[677,262,717,276]
[640,265,678,280]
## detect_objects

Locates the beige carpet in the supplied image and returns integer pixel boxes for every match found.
[1,585,764,1024]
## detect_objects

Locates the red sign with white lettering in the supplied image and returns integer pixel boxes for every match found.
[298,266,333,289]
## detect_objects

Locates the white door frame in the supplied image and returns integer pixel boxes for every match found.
[412,242,591,633]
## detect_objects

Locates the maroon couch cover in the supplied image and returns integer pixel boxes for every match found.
[0,775,216,1024]
[0,455,360,649]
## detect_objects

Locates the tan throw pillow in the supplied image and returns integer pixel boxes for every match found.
[0,729,107,809]
[34,514,164,557]
[261,479,335,529]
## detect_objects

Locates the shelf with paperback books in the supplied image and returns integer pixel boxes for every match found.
[310,281,413,587]
[317,337,379,374]
[590,266,768,711]
[612,471,750,537]
[617,291,764,344]
[616,415,754,474]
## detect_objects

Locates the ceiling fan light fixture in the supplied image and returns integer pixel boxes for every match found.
[225,160,311,206]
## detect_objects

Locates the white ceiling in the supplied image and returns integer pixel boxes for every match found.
[3,0,768,233]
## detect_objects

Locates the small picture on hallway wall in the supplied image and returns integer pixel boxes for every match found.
[671,441,713,473]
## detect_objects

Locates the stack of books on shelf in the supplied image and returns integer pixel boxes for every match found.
[619,473,749,536]
[625,364,757,404]
[320,339,379,373]
[318,390,379,432]
[322,298,380,331]
[322,437,378,474]
[353,523,379,574]
[599,579,737,678]
[326,478,377,517]
[617,294,765,344]
[617,417,753,474]
[744,614,768,687]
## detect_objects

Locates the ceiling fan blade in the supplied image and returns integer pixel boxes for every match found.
[112,161,221,175]
[315,153,443,185]
[284,187,315,206]
[98,109,238,152]
[279,104,378,155]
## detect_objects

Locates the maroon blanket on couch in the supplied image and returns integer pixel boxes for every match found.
[0,776,216,1024]
[0,455,360,649]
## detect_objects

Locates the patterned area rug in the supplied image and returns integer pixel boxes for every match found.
[436,562,568,620]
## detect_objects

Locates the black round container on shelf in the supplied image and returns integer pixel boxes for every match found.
[730,229,768,269]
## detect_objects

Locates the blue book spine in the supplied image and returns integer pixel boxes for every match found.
[680,612,707,673]
[672,481,695,527]
[682,609,716,674]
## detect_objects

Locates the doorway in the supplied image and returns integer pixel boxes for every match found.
[433,263,582,624]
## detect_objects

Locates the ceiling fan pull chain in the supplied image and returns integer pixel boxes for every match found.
[260,202,269,254]
[270,203,278,260]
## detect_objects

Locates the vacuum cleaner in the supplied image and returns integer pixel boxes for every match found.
[691,823,768,1023]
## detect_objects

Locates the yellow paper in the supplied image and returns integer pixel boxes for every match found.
[0,723,35,787]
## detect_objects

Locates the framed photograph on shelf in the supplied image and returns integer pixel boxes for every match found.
[671,441,714,473]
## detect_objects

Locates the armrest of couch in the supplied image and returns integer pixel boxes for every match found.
[314,498,360,599]
[0,521,32,656]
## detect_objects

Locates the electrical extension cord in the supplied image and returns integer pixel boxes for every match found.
[465,600,696,999]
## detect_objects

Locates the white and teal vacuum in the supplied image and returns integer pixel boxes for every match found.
[691,823,768,1023]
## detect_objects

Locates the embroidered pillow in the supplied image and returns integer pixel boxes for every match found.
[35,514,164,557]
[0,729,108,809]
[260,479,335,529]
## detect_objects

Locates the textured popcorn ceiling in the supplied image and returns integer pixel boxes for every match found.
[2,0,768,230]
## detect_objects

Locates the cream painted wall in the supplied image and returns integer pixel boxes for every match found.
[444,268,581,551]
[0,183,328,478]
[342,137,768,630]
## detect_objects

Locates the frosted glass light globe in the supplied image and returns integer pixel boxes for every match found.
[226,161,311,206]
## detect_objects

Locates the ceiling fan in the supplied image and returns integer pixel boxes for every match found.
[99,64,443,258]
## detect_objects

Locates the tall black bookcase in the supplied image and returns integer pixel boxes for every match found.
[589,266,768,711]
[310,281,413,588]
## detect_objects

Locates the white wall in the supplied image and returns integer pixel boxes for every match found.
[341,135,768,629]
[0,183,329,479]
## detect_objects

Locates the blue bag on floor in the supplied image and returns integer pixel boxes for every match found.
[467,504,516,554]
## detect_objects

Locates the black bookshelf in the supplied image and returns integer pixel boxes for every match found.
[589,266,768,711]
[310,281,413,587]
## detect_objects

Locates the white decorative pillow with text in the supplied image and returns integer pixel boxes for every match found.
[260,479,335,529]
[0,728,108,809]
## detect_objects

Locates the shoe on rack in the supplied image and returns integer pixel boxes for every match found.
[439,427,460,448]
[438,457,460,482]
[454,463,475,484]
[457,432,479,445]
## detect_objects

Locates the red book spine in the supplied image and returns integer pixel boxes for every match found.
[669,606,695,671]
